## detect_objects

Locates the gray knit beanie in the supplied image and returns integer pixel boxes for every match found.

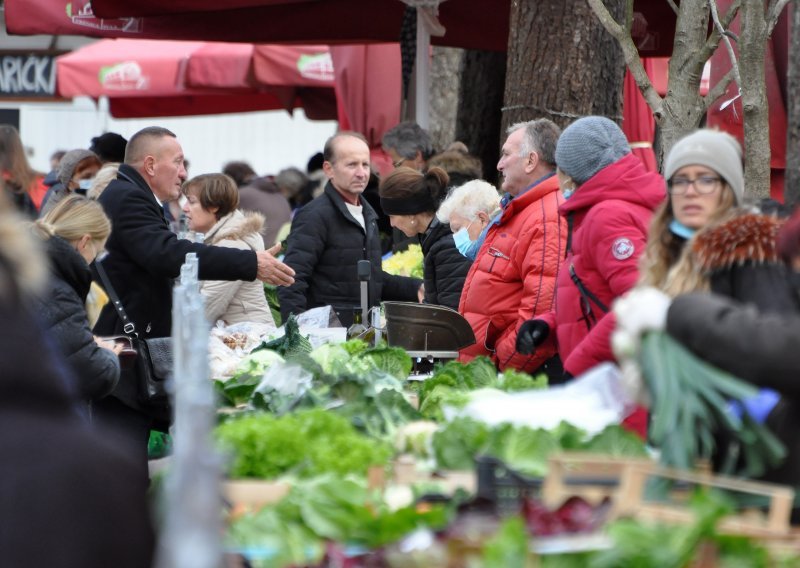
[555,116,630,185]
[57,149,99,187]
[663,129,743,204]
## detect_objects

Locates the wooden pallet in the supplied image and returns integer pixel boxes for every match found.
[542,453,796,540]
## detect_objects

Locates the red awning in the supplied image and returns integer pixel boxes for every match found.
[7,0,675,56]
[330,43,402,176]
[55,39,337,119]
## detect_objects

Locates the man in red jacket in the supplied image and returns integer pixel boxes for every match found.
[458,119,567,378]
[516,116,665,437]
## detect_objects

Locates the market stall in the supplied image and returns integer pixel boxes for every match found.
[153,253,800,567]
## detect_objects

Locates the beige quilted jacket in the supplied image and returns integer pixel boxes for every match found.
[200,210,274,326]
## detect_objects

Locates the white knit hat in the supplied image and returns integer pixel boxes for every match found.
[663,129,744,203]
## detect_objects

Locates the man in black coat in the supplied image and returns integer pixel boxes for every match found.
[278,132,421,327]
[92,126,295,472]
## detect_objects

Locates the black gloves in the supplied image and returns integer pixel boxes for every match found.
[515,319,550,355]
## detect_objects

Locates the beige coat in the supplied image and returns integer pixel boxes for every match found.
[201,210,274,326]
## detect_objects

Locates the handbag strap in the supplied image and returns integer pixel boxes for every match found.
[95,260,137,336]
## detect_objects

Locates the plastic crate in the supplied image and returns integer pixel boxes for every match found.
[475,455,542,517]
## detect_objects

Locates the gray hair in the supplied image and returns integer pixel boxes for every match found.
[436,179,501,223]
[381,122,435,161]
[507,119,561,166]
[275,167,309,198]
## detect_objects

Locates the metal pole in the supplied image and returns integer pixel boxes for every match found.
[414,6,430,129]
[155,252,221,568]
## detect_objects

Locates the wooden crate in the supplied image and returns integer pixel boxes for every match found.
[543,453,796,539]
[614,461,795,538]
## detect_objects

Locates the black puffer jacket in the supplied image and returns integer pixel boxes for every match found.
[675,213,800,487]
[278,182,421,327]
[420,219,471,309]
[30,236,119,402]
[667,293,800,489]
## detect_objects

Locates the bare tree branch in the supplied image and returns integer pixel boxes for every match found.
[708,0,741,94]
[766,0,791,36]
[697,0,741,64]
[665,0,679,16]
[703,67,736,110]
[586,0,662,112]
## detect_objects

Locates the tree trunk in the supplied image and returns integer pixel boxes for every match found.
[739,0,772,199]
[654,0,715,168]
[428,46,463,152]
[455,49,506,185]
[787,1,800,207]
[502,0,626,136]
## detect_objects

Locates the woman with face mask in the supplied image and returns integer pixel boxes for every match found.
[29,194,121,413]
[39,149,102,217]
[616,129,800,482]
[379,166,472,309]
[436,179,502,261]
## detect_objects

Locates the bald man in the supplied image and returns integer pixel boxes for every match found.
[92,126,294,472]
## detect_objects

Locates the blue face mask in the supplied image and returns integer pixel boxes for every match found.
[76,178,93,195]
[453,224,483,260]
[453,226,477,258]
[669,219,696,240]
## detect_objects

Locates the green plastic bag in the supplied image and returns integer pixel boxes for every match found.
[148,430,173,460]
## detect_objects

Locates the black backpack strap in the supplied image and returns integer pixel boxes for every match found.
[565,213,574,257]
[95,260,136,336]
[568,263,609,329]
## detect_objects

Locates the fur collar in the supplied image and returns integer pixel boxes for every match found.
[206,210,265,245]
[692,213,783,274]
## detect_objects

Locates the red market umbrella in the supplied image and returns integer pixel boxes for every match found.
[330,43,402,176]
[12,0,678,56]
[7,0,508,52]
[622,63,658,173]
[56,39,337,119]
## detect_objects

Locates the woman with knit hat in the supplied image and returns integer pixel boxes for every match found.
[379,166,471,309]
[39,149,102,216]
[515,115,665,436]
[615,130,800,488]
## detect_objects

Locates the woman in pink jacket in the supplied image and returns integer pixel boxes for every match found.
[516,116,665,436]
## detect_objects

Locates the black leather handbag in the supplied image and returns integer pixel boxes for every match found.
[95,261,173,423]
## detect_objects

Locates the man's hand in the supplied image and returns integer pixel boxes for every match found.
[256,243,295,286]
[94,336,124,355]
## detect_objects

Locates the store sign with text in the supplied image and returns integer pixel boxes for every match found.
[0,51,63,98]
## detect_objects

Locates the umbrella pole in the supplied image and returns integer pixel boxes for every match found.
[414,6,430,130]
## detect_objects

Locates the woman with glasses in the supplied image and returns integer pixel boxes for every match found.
[30,194,122,414]
[633,129,799,482]
[640,128,795,312]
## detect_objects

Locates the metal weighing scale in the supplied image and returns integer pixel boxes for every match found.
[383,301,476,375]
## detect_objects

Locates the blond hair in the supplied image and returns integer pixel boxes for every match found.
[639,183,737,296]
[33,194,111,245]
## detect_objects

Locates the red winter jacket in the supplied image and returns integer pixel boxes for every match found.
[458,174,566,373]
[539,153,665,377]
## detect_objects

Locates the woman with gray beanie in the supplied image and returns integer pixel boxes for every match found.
[515,115,664,437]
[39,149,102,216]
[620,128,800,485]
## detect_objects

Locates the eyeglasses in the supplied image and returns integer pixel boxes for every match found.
[392,158,409,169]
[667,176,723,195]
